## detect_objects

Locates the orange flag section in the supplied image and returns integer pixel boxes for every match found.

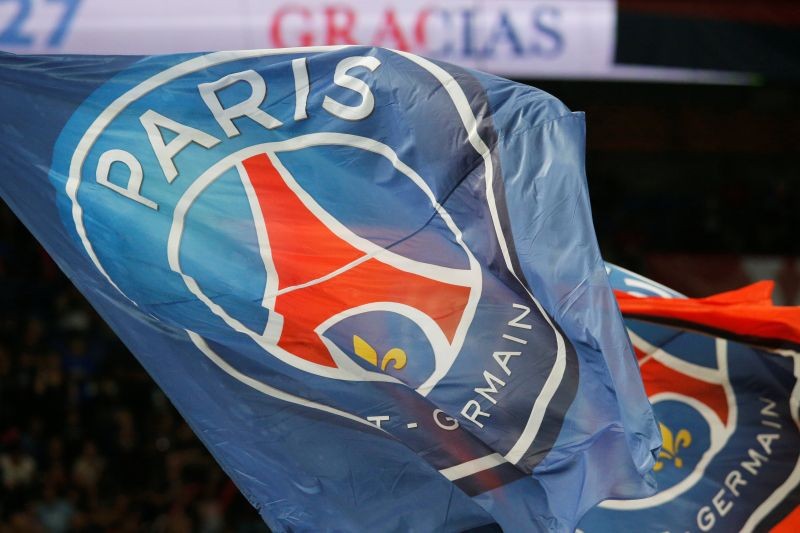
[771,504,800,532]
[615,281,800,351]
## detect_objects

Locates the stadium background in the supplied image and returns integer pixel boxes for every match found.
[1,1,798,531]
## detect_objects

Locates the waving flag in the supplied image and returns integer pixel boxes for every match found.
[0,48,660,531]
[580,265,800,532]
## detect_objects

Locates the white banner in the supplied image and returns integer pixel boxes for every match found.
[0,0,742,82]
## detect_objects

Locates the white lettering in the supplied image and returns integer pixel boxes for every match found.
[741,448,768,476]
[698,415,784,528]
[502,333,527,345]
[199,70,283,137]
[712,488,732,517]
[492,351,521,376]
[697,506,715,531]
[322,56,381,121]
[461,303,532,429]
[508,303,532,329]
[461,400,490,428]
[96,149,157,210]
[433,409,459,431]
[292,57,310,121]
[139,110,220,183]
[366,415,390,429]
[474,371,506,405]
[759,397,779,418]
[724,470,747,497]
[757,433,780,455]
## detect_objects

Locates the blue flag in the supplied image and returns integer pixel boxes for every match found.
[0,47,660,532]
[580,264,800,532]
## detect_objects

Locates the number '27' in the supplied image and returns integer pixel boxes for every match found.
[0,0,82,47]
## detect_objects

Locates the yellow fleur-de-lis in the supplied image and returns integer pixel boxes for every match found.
[353,335,407,371]
[654,422,692,471]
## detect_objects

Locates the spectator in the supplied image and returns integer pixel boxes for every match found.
[1,434,37,491]
[35,483,74,533]
[72,440,105,506]
[0,195,264,530]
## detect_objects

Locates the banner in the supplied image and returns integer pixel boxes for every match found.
[0,48,660,531]
[579,264,800,532]
[0,0,744,82]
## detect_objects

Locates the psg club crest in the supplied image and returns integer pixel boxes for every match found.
[48,47,580,492]
[579,266,800,532]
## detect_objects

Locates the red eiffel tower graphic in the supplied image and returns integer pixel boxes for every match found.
[241,153,473,368]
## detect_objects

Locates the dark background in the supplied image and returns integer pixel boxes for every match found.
[544,79,800,272]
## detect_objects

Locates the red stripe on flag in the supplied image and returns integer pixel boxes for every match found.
[241,153,472,368]
[616,281,800,352]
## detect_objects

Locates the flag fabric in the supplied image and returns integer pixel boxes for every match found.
[0,47,660,532]
[579,264,800,532]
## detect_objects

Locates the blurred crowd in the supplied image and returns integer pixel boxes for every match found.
[0,207,268,532]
